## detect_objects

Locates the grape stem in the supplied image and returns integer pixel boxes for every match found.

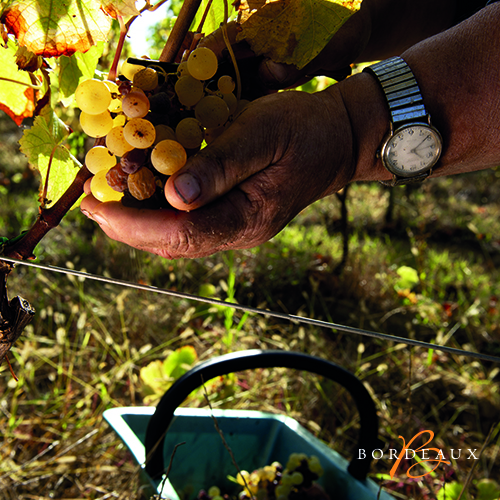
[222,0,241,101]
[159,0,203,63]
[107,15,127,82]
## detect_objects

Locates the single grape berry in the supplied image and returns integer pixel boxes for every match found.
[175,75,204,107]
[187,47,218,81]
[128,167,157,200]
[151,140,187,175]
[222,92,238,115]
[175,117,204,149]
[75,79,112,115]
[90,167,123,202]
[106,164,129,192]
[120,60,145,81]
[148,92,171,114]
[122,90,150,118]
[195,95,229,128]
[218,75,235,94]
[85,145,116,175]
[123,118,156,148]
[106,126,134,157]
[80,110,114,138]
[133,67,159,91]
[154,124,176,145]
[120,148,148,174]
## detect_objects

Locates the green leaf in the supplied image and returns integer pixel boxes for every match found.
[163,345,198,379]
[190,0,228,35]
[396,266,420,290]
[0,37,36,125]
[476,479,500,500]
[237,0,362,70]
[19,107,83,208]
[436,482,466,500]
[55,42,105,107]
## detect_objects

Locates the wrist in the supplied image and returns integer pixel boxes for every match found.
[324,72,393,184]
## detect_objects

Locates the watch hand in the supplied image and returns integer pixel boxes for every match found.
[414,137,429,151]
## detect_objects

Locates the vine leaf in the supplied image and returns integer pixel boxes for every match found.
[101,0,141,18]
[0,0,111,57]
[236,0,362,69]
[191,0,227,35]
[0,37,36,125]
[19,106,83,208]
[55,42,104,107]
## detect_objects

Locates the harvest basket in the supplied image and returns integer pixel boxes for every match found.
[104,350,395,500]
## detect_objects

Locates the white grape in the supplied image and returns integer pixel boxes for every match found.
[122,90,150,118]
[175,117,204,149]
[85,146,116,175]
[75,79,112,115]
[120,60,145,81]
[218,75,235,94]
[106,126,134,156]
[90,167,123,202]
[187,47,218,81]
[123,118,156,148]
[133,67,159,91]
[80,110,114,138]
[151,140,187,175]
[195,96,229,129]
[175,75,204,107]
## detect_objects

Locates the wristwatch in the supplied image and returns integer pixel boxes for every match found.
[363,56,443,187]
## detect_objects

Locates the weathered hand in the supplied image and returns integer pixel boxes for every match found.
[80,89,355,259]
[199,7,371,91]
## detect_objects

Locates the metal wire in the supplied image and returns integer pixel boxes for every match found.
[2,256,500,364]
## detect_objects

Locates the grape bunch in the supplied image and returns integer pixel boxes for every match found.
[197,453,325,500]
[75,46,247,207]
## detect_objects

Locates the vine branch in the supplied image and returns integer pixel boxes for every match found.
[3,0,203,262]
[3,165,93,261]
[159,0,203,62]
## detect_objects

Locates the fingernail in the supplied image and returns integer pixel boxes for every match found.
[263,59,290,84]
[81,208,91,218]
[89,212,109,228]
[174,172,201,204]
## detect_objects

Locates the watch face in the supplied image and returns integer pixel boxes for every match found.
[382,124,442,177]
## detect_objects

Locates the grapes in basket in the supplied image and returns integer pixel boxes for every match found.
[197,453,329,500]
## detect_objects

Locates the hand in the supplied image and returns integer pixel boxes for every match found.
[80,90,356,259]
[199,7,371,90]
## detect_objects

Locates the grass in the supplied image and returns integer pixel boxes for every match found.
[1,113,500,500]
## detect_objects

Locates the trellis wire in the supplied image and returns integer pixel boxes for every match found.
[2,256,500,364]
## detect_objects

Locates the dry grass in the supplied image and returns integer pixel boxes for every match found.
[1,112,500,499]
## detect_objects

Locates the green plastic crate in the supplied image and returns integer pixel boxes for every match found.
[104,350,395,500]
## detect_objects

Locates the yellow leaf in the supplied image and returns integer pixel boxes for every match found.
[101,0,141,19]
[1,0,111,57]
[0,38,36,125]
[236,0,362,70]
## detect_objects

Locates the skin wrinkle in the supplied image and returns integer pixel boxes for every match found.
[79,3,500,260]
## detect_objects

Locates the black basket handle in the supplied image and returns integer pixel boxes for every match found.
[145,349,380,481]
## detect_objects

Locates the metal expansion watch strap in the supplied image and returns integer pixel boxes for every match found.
[364,56,441,186]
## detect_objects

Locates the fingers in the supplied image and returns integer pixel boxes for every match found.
[164,93,291,211]
[80,173,287,259]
